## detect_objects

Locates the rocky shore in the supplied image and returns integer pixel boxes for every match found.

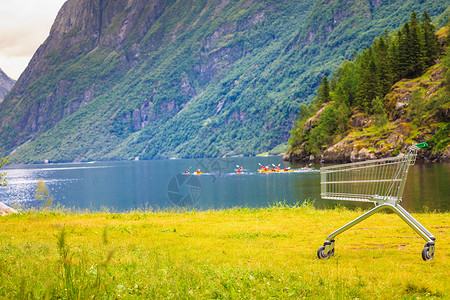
[285,65,450,164]
[0,202,17,216]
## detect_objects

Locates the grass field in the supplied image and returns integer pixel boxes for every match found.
[0,204,448,299]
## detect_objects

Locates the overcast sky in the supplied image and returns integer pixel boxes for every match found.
[0,0,66,80]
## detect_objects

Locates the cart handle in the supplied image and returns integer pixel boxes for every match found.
[415,142,428,149]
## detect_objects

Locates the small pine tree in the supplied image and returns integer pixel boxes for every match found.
[357,50,379,112]
[372,97,388,127]
[288,103,313,149]
[374,37,392,95]
[388,31,400,79]
[397,23,411,77]
[334,100,351,133]
[316,75,331,105]
[410,12,424,75]
[408,90,425,125]
[421,11,440,66]
[397,12,425,78]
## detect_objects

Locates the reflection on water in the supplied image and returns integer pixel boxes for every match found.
[1,165,110,208]
[402,163,450,212]
[0,158,448,212]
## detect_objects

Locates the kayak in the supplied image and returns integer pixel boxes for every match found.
[258,169,293,173]
[194,172,203,175]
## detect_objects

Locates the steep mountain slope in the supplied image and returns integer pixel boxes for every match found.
[1,0,448,163]
[0,68,15,103]
[285,22,450,163]
[287,63,450,163]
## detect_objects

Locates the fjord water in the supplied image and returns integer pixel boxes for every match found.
[0,157,448,212]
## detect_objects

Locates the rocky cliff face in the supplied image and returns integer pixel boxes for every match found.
[0,68,15,103]
[3,0,170,146]
[0,0,314,161]
[18,0,169,87]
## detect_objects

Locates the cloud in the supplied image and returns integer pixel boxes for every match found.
[0,56,30,80]
[0,0,66,79]
[0,24,51,57]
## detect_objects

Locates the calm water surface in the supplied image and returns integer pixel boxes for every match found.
[1,157,448,212]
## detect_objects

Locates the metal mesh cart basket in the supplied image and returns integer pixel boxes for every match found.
[317,143,435,261]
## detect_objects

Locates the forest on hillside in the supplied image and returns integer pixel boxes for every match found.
[1,1,448,163]
[288,11,450,160]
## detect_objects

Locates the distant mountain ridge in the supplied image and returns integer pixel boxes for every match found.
[0,0,448,163]
[0,68,15,103]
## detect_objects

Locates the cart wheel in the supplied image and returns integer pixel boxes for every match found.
[421,246,434,261]
[317,246,334,259]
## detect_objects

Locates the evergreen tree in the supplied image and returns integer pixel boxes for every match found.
[397,12,426,78]
[371,97,388,127]
[306,105,338,155]
[333,87,351,133]
[367,58,380,110]
[334,60,358,107]
[289,9,448,157]
[330,73,337,91]
[316,76,331,105]
[374,36,392,95]
[356,50,379,111]
[421,11,440,66]
[408,90,426,125]
[409,12,424,77]
[288,103,314,149]
[388,33,402,82]
[397,24,410,78]
[297,103,314,123]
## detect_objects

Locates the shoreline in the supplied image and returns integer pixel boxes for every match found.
[0,201,17,215]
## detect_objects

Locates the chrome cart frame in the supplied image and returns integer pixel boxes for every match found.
[317,143,435,261]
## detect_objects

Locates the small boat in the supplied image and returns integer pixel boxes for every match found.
[258,169,277,173]
[258,168,293,173]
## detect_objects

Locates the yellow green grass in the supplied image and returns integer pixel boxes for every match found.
[0,205,448,299]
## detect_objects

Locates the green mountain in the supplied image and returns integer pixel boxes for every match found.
[286,19,450,163]
[0,0,448,163]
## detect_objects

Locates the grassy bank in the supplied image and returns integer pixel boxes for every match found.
[0,205,448,299]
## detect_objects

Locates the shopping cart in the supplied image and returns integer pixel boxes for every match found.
[317,143,435,261]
